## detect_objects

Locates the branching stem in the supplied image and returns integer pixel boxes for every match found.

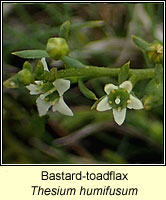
[56,65,155,83]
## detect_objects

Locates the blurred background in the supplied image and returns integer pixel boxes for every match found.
[3,3,163,164]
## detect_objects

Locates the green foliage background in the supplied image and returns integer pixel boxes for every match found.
[3,3,163,164]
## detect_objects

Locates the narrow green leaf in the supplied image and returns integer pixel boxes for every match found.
[132,35,150,52]
[78,79,98,100]
[143,78,163,109]
[59,20,70,41]
[62,56,85,68]
[118,61,130,84]
[71,20,104,30]
[12,50,50,59]
[145,79,163,97]
[91,95,106,110]
[129,75,138,87]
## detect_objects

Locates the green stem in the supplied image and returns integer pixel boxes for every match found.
[56,65,155,81]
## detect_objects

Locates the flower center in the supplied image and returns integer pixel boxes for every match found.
[35,88,40,92]
[108,88,130,109]
[40,87,57,100]
[115,97,121,104]
[44,91,59,102]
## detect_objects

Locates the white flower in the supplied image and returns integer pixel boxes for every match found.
[36,79,73,117]
[96,81,143,125]
[26,58,73,117]
[26,80,43,95]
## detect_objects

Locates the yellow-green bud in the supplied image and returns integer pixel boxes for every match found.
[34,60,44,79]
[147,41,163,64]
[23,61,32,72]
[18,69,34,85]
[3,75,20,88]
[46,37,69,60]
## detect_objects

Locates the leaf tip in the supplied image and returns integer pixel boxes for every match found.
[131,34,136,40]
[94,97,98,101]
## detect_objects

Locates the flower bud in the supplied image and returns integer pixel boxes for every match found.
[23,61,32,72]
[18,69,34,85]
[46,37,69,60]
[34,60,44,79]
[147,41,163,64]
[3,75,20,88]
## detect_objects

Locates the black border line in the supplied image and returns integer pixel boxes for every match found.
[1,0,165,167]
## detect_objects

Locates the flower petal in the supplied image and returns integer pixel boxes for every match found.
[96,96,112,111]
[41,58,49,71]
[52,97,73,116]
[104,84,118,95]
[53,79,70,96]
[119,81,132,93]
[127,94,144,110]
[36,97,51,116]
[113,108,126,125]
[26,84,41,95]
[35,80,43,85]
